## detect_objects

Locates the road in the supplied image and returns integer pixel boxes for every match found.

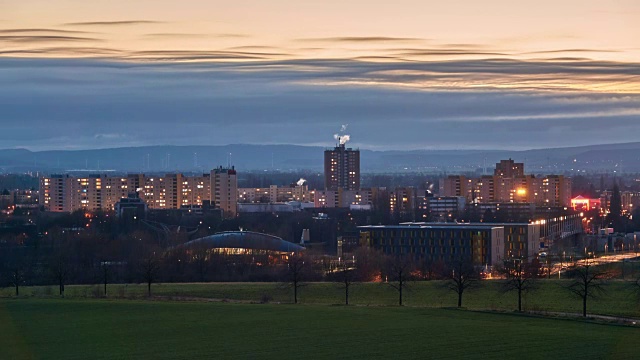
[547,252,640,277]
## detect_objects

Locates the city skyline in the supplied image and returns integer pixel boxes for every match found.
[1,0,639,151]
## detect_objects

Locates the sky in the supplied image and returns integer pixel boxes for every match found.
[1,0,639,151]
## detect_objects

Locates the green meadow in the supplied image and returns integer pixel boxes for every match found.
[1,298,638,360]
[3,280,639,318]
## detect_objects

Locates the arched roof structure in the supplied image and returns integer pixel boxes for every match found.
[177,231,304,253]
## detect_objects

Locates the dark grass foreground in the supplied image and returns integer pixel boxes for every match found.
[1,299,638,360]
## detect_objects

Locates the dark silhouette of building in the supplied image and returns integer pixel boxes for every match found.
[115,192,147,220]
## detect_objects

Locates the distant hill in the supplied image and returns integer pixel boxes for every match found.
[1,142,639,174]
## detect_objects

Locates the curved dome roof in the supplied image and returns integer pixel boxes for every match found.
[178,231,305,253]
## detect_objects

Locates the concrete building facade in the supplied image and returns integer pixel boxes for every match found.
[40,167,236,217]
[359,224,505,266]
[324,144,360,191]
[440,160,571,207]
[212,167,238,218]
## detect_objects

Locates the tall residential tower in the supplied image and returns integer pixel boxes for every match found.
[212,166,238,218]
[324,142,360,191]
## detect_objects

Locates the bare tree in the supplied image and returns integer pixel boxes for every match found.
[9,264,26,296]
[498,258,538,312]
[282,253,307,304]
[100,261,111,297]
[632,276,640,304]
[335,260,356,305]
[50,253,70,297]
[140,254,160,297]
[566,262,606,317]
[445,257,479,308]
[4,249,28,296]
[385,255,414,306]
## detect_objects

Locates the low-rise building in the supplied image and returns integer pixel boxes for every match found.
[359,221,543,266]
[359,223,505,266]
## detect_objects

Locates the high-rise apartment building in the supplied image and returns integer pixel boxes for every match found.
[40,174,71,212]
[211,166,238,218]
[440,160,572,207]
[389,187,418,216]
[40,168,235,217]
[324,143,360,191]
[494,158,524,177]
[182,173,211,207]
[238,184,310,203]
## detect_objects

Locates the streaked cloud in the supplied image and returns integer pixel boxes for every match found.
[0,47,122,56]
[394,49,509,57]
[1,0,638,151]
[298,36,425,43]
[0,58,639,151]
[522,49,620,55]
[0,28,93,34]
[64,20,163,26]
[123,50,290,61]
[0,35,101,43]
[143,33,249,39]
[227,45,282,51]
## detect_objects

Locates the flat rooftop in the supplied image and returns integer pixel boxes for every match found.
[358,224,503,231]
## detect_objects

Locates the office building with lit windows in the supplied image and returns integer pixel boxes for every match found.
[359,223,506,266]
[359,221,542,266]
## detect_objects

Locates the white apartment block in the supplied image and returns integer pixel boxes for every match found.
[40,168,236,217]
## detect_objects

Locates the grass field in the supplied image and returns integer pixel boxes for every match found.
[2,280,639,318]
[0,299,638,360]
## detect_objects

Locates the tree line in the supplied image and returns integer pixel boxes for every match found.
[3,235,638,318]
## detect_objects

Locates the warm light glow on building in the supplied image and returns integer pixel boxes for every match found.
[570,195,600,211]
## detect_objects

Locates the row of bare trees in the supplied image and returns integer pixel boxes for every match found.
[2,239,637,317]
[499,258,619,318]
[285,253,482,307]
[283,252,638,318]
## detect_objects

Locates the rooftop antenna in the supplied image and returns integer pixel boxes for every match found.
[194,152,198,168]
[227,152,232,168]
